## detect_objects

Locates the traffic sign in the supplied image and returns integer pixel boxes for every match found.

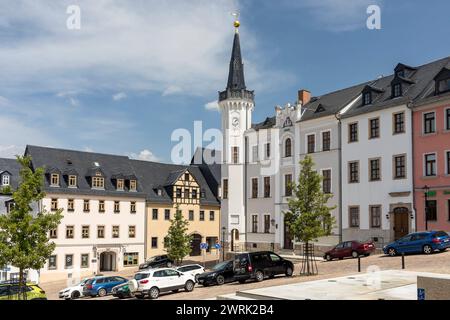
[214,243,222,249]
[417,288,425,300]
[200,242,209,250]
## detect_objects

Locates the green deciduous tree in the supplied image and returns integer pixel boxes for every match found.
[165,205,192,265]
[0,156,63,299]
[284,155,336,275]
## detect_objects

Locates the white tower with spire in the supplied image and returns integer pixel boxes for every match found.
[219,16,254,250]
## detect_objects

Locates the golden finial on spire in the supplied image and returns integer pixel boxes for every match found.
[231,11,240,32]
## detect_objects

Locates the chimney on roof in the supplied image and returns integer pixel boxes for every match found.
[298,89,311,105]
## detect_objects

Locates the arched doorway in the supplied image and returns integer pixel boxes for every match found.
[99,251,116,272]
[393,207,409,240]
[190,233,202,256]
[230,229,239,251]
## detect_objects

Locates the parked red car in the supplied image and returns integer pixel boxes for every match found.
[324,241,375,261]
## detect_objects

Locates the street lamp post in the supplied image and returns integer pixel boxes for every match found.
[221,227,226,261]
[424,185,429,231]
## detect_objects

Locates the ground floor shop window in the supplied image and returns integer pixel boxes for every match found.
[123,253,139,266]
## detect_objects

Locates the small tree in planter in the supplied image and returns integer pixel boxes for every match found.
[165,205,193,265]
[284,155,336,276]
[0,156,63,299]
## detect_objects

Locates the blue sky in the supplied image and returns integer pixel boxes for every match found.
[1,0,449,162]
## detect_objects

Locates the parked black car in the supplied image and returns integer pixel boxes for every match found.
[197,260,235,286]
[233,251,294,283]
[139,255,174,270]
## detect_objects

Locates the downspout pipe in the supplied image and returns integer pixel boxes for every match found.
[334,112,343,243]
[406,100,417,232]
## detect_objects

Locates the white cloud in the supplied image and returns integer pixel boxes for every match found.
[204,100,220,112]
[0,96,9,107]
[162,86,183,97]
[0,0,254,97]
[0,115,60,158]
[112,92,127,101]
[130,149,160,162]
[286,0,383,32]
[56,91,80,107]
[0,145,24,159]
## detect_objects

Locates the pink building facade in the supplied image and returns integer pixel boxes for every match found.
[413,90,450,232]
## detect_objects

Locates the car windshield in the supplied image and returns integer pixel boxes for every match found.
[212,261,229,271]
[85,279,95,285]
[435,231,449,238]
[134,273,150,281]
[79,279,89,286]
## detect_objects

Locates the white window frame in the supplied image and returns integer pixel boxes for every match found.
[1,174,10,186]
[445,107,450,131]
[423,152,437,177]
[321,168,333,194]
[422,110,436,135]
[305,133,316,154]
[320,129,331,152]
[445,150,450,176]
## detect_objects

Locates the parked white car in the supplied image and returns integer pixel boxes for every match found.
[59,278,92,300]
[176,264,205,282]
[134,268,196,299]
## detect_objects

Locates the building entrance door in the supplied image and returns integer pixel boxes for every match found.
[394,207,409,240]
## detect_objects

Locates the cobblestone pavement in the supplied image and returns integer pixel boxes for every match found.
[42,250,450,300]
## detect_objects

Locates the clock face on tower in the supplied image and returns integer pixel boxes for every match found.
[232,116,240,128]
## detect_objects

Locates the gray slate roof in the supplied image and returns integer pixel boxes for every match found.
[26,145,146,198]
[252,116,276,131]
[25,145,220,205]
[0,158,21,191]
[342,56,450,118]
[130,159,220,206]
[300,82,372,122]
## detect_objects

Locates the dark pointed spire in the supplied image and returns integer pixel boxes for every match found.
[226,32,246,90]
[218,18,254,103]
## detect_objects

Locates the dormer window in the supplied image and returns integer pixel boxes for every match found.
[117,179,124,190]
[129,180,137,192]
[92,173,104,189]
[363,92,372,106]
[157,189,162,196]
[392,83,402,98]
[68,175,77,188]
[396,70,405,77]
[50,174,60,187]
[437,78,450,94]
[1,174,10,186]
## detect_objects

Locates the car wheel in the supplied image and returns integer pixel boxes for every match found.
[255,270,264,282]
[97,288,107,297]
[167,262,172,268]
[216,275,225,286]
[238,279,246,284]
[185,280,195,292]
[325,254,332,261]
[71,291,80,300]
[195,274,199,283]
[285,266,293,277]
[351,251,359,258]
[423,245,433,255]
[149,287,160,300]
[387,248,397,257]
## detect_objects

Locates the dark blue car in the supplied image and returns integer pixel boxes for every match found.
[82,276,128,297]
[383,231,450,256]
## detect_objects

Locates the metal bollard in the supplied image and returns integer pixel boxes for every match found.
[358,255,361,272]
[402,252,405,269]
